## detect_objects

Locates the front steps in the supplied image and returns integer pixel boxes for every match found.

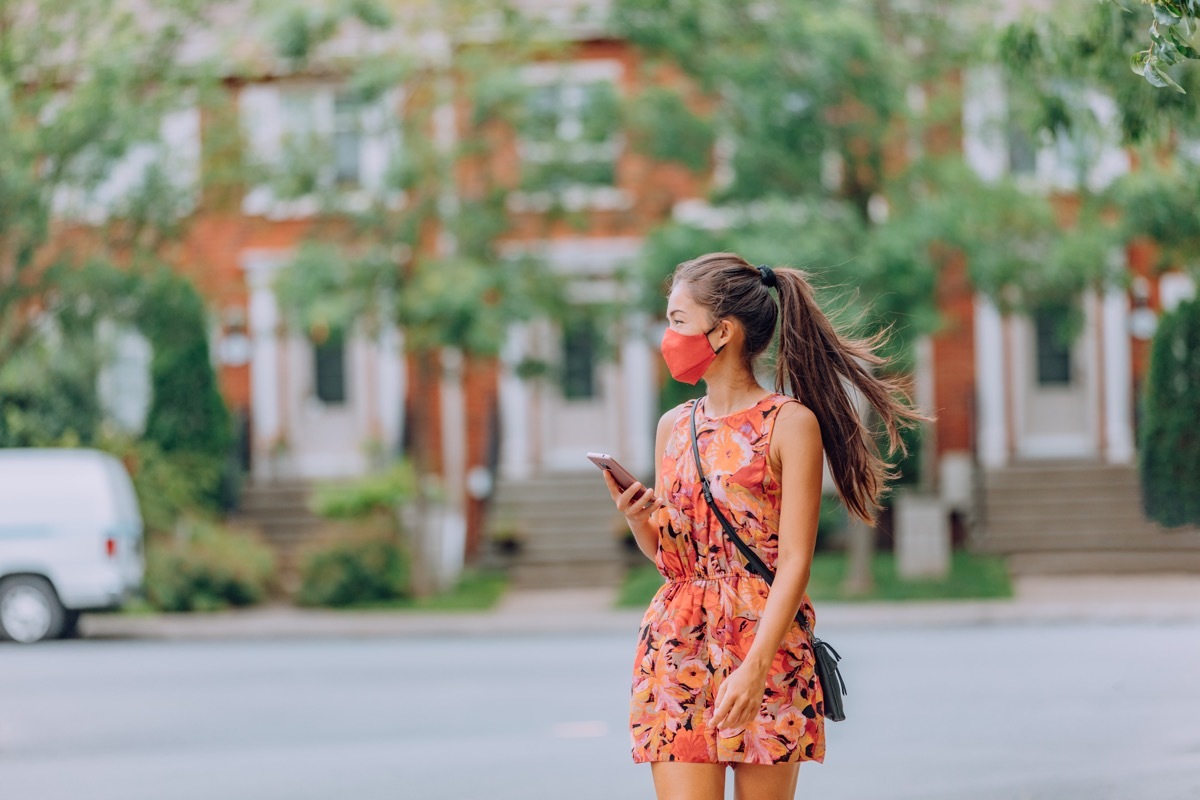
[972,463,1200,574]
[486,472,631,589]
[227,481,324,591]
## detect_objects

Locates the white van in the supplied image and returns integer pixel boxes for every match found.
[0,448,145,643]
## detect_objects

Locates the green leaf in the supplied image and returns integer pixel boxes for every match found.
[1168,28,1200,58]
[1153,4,1184,27]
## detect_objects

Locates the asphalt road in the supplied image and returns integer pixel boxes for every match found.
[2,622,1199,800]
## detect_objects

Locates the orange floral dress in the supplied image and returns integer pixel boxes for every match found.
[630,394,825,765]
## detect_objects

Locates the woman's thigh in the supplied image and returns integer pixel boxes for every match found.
[650,762,726,800]
[732,762,801,800]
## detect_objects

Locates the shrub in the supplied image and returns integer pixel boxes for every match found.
[295,523,410,608]
[145,519,277,612]
[310,461,416,520]
[1140,296,1200,527]
[137,270,233,506]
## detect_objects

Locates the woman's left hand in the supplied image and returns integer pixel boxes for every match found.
[710,662,768,731]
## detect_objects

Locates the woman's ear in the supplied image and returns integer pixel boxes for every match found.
[713,317,736,350]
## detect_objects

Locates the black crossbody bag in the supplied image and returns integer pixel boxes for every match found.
[689,400,847,722]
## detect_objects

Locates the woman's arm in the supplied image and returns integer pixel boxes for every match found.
[711,401,823,730]
[602,403,682,561]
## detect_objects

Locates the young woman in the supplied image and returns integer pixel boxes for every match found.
[602,252,922,800]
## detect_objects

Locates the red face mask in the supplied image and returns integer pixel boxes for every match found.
[660,324,723,385]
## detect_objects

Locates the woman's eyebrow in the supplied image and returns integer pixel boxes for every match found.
[668,309,687,320]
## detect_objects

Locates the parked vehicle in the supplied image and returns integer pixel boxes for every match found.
[0,449,144,643]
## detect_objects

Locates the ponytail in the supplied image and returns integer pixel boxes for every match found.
[772,268,921,523]
[670,252,923,524]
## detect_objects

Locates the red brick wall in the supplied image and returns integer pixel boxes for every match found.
[930,250,976,456]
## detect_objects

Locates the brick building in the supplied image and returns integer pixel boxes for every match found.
[95,2,1200,581]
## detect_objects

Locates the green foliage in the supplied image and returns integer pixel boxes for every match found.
[1117,0,1200,92]
[144,520,278,612]
[0,0,211,369]
[612,0,908,204]
[1112,163,1200,271]
[137,271,232,508]
[295,528,410,607]
[0,338,103,448]
[816,494,849,551]
[1139,297,1200,527]
[1000,3,1200,142]
[626,87,715,173]
[311,462,417,520]
[96,434,214,535]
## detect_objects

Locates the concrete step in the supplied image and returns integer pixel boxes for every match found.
[1006,550,1200,574]
[978,463,1200,575]
[509,560,625,590]
[974,530,1200,553]
[489,472,637,589]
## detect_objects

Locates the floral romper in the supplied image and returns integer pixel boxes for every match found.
[630,394,825,765]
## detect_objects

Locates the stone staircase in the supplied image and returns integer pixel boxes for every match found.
[971,463,1200,574]
[486,472,632,589]
[227,481,324,591]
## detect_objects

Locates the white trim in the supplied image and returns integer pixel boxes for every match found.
[974,295,1008,467]
[1161,272,1197,312]
[499,324,534,479]
[620,313,656,476]
[1101,286,1135,464]
[242,250,290,480]
[521,59,623,85]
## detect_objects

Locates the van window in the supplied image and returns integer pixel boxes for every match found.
[0,458,118,527]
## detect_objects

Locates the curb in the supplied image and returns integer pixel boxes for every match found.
[75,597,1200,643]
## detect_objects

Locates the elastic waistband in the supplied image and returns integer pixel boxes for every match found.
[664,572,766,585]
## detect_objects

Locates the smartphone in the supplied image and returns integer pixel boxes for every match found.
[587,452,647,499]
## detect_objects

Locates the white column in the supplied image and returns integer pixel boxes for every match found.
[974,294,1008,468]
[1102,287,1135,464]
[621,313,656,475]
[437,347,467,589]
[247,276,281,482]
[499,324,532,479]
[378,326,403,459]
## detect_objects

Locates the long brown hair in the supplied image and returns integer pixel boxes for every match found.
[671,252,924,523]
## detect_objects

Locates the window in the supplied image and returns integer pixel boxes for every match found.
[1033,307,1072,386]
[280,89,363,189]
[333,93,363,186]
[240,84,399,216]
[519,74,621,191]
[1006,123,1037,176]
[313,329,348,405]
[561,318,597,400]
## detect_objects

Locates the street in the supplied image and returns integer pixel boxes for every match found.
[2,621,1199,800]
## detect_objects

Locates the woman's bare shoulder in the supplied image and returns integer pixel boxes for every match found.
[657,401,691,436]
[773,400,821,444]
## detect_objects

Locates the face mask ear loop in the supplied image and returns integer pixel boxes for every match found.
[705,320,726,356]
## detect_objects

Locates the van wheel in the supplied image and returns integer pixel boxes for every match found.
[0,576,66,644]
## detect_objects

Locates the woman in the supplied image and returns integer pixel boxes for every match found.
[602,253,922,800]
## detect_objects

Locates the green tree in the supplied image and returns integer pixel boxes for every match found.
[1105,0,1200,91]
[0,0,209,368]
[263,0,575,592]
[1140,297,1200,526]
[612,0,962,593]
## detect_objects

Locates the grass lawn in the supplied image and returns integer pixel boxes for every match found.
[616,551,1012,609]
[353,569,510,612]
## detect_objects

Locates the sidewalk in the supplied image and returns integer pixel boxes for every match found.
[79,574,1200,642]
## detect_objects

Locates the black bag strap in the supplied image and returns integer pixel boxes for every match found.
[688,398,815,641]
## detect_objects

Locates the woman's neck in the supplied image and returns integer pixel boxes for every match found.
[703,362,769,417]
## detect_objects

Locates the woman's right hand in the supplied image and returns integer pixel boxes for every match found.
[602,470,665,525]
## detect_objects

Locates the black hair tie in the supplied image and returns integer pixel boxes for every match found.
[756,264,777,289]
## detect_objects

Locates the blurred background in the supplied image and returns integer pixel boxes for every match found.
[2,0,1200,798]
